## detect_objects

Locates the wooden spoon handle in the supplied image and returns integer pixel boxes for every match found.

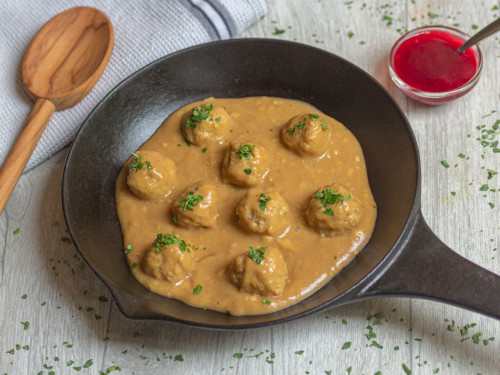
[0,98,55,214]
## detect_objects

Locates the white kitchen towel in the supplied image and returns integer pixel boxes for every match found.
[0,0,267,171]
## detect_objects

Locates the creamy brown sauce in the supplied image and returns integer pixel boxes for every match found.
[115,97,376,315]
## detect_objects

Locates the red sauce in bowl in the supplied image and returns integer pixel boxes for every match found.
[393,30,478,92]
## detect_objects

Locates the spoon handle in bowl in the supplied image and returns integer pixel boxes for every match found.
[457,18,500,53]
[0,98,55,214]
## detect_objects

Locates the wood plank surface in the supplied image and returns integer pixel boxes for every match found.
[1,0,499,374]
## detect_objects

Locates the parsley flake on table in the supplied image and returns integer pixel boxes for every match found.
[129,153,153,172]
[193,285,203,295]
[341,342,351,349]
[259,194,271,210]
[272,27,285,35]
[248,246,265,264]
[178,191,204,211]
[13,227,20,234]
[402,363,412,374]
[233,353,243,359]
[440,160,450,168]
[154,233,196,253]
[487,169,498,179]
[184,104,213,129]
[174,354,184,362]
[237,144,255,159]
[21,321,30,330]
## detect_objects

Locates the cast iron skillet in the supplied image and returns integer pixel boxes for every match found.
[62,39,500,329]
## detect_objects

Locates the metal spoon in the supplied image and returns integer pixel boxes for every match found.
[0,7,114,214]
[457,18,500,53]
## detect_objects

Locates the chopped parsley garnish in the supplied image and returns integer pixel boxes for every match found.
[178,191,204,211]
[153,233,196,253]
[184,104,214,129]
[244,168,252,175]
[479,184,489,191]
[174,355,184,362]
[202,147,207,153]
[21,321,30,330]
[297,120,306,129]
[259,194,271,210]
[263,299,271,304]
[237,144,255,159]
[487,169,498,179]
[324,208,334,216]
[315,189,350,215]
[289,127,296,135]
[272,27,285,35]
[129,153,153,172]
[193,285,203,294]
[172,216,178,224]
[248,246,265,264]
[124,244,133,254]
[308,114,320,120]
[341,342,352,349]
[130,263,137,268]
[440,160,450,168]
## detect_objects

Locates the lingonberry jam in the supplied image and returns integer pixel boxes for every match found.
[389,26,482,104]
[393,30,478,92]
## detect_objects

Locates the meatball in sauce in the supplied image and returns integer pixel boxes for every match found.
[281,113,331,156]
[221,140,270,187]
[126,150,176,201]
[236,188,291,237]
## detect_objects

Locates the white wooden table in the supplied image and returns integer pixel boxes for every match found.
[1,1,500,374]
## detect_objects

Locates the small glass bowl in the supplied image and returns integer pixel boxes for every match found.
[389,25,483,105]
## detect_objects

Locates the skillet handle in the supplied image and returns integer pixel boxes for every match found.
[361,211,500,320]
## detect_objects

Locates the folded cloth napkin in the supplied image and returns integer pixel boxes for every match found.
[0,0,267,171]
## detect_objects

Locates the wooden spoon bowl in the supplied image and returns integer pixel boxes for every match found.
[0,7,113,213]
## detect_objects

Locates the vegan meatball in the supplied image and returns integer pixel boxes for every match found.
[281,113,331,156]
[228,247,288,296]
[221,140,270,187]
[172,183,219,229]
[141,233,196,282]
[236,188,291,236]
[127,150,176,201]
[181,103,231,145]
[306,183,363,236]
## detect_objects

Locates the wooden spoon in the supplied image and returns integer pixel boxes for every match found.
[0,7,113,214]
